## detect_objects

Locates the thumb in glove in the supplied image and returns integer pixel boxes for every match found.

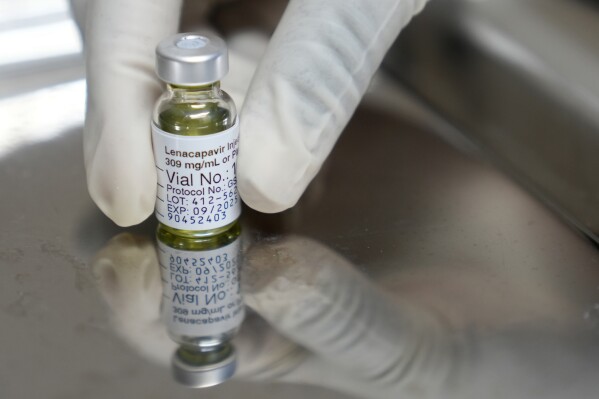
[82,0,182,226]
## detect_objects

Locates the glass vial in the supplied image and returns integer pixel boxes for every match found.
[152,33,241,240]
[157,224,244,387]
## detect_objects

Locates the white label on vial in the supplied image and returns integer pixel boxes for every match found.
[158,238,244,337]
[152,121,241,231]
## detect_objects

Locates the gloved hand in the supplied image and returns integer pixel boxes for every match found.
[77,0,428,226]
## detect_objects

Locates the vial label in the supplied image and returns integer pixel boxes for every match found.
[152,121,241,231]
[158,238,244,337]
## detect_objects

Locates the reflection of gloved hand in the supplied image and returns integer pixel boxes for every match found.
[75,0,428,226]
[92,234,175,365]
[92,232,452,397]
[93,233,599,398]
[92,233,306,374]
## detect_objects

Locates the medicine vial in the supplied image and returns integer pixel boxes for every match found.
[152,33,241,240]
[153,32,244,387]
[157,223,244,387]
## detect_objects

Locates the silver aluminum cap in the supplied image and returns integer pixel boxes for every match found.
[171,346,236,388]
[156,32,228,86]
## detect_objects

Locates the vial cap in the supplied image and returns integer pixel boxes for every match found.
[156,32,228,86]
[171,346,237,388]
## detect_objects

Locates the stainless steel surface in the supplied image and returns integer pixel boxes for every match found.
[385,0,599,242]
[2,1,599,398]
[156,32,229,86]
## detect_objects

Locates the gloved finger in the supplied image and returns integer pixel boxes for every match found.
[221,32,269,110]
[84,0,182,226]
[237,0,429,213]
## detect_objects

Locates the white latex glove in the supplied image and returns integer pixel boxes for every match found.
[81,0,181,226]
[78,0,428,226]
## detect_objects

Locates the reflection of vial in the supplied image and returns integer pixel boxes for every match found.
[157,224,244,387]
[152,33,241,240]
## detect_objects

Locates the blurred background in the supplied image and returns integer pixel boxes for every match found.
[0,0,84,158]
[385,0,599,244]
